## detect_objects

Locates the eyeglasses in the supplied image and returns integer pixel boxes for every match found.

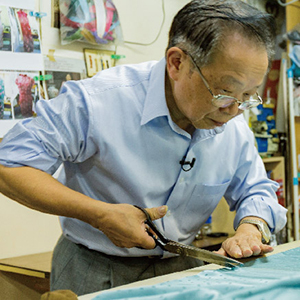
[183,50,263,111]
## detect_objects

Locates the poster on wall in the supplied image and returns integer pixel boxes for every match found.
[0,0,43,138]
[0,0,43,71]
[10,7,41,53]
[0,71,40,119]
[45,71,81,99]
[43,55,86,99]
[0,6,11,51]
[0,71,41,137]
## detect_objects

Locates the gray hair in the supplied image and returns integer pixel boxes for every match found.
[166,0,276,68]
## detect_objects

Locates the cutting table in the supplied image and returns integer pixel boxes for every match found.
[79,240,300,300]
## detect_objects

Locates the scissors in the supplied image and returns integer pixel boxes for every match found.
[135,205,243,268]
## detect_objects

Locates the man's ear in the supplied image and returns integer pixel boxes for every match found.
[166,47,186,81]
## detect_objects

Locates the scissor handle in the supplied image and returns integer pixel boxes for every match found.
[134,205,169,246]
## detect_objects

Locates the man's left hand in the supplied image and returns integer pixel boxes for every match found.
[214,221,273,259]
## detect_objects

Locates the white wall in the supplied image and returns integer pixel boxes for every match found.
[114,0,190,64]
[0,195,62,259]
[0,0,190,259]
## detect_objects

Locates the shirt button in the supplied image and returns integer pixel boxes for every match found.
[179,177,185,183]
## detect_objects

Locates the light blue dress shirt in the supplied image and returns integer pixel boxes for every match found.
[0,58,287,258]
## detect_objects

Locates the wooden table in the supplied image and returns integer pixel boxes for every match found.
[79,240,300,300]
[0,251,52,300]
[0,235,224,300]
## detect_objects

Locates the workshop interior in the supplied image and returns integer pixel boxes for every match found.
[0,0,300,299]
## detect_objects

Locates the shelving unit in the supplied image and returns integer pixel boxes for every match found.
[263,156,285,181]
[263,156,285,205]
[286,2,300,241]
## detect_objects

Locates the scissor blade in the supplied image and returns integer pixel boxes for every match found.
[164,241,243,268]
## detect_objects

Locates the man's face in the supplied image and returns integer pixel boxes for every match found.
[166,33,269,132]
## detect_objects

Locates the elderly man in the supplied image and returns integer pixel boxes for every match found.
[0,0,286,296]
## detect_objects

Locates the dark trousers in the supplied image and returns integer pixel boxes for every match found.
[50,235,204,296]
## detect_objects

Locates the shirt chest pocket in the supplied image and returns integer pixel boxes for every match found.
[181,180,231,232]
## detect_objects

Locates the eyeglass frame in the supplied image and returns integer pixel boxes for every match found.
[181,49,263,110]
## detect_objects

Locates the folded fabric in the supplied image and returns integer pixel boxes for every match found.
[93,247,300,300]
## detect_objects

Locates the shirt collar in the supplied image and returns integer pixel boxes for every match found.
[141,58,169,126]
[140,58,226,136]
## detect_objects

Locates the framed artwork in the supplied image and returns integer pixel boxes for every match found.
[84,48,115,77]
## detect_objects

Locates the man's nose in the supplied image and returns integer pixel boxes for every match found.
[219,102,240,116]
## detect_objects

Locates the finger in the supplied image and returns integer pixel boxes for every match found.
[222,240,243,259]
[138,223,157,249]
[260,244,274,254]
[214,247,227,257]
[146,205,168,220]
[237,241,268,257]
[112,226,157,249]
[235,240,259,257]
[138,228,157,249]
[146,226,158,239]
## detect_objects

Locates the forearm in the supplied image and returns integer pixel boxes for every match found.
[0,164,106,225]
[0,164,166,249]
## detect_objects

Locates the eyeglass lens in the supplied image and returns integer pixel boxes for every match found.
[213,95,261,110]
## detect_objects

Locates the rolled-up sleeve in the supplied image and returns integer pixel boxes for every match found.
[224,119,287,234]
[0,81,97,175]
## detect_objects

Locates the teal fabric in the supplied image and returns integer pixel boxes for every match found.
[93,247,300,300]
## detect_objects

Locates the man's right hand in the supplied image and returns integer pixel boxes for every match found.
[91,203,168,249]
